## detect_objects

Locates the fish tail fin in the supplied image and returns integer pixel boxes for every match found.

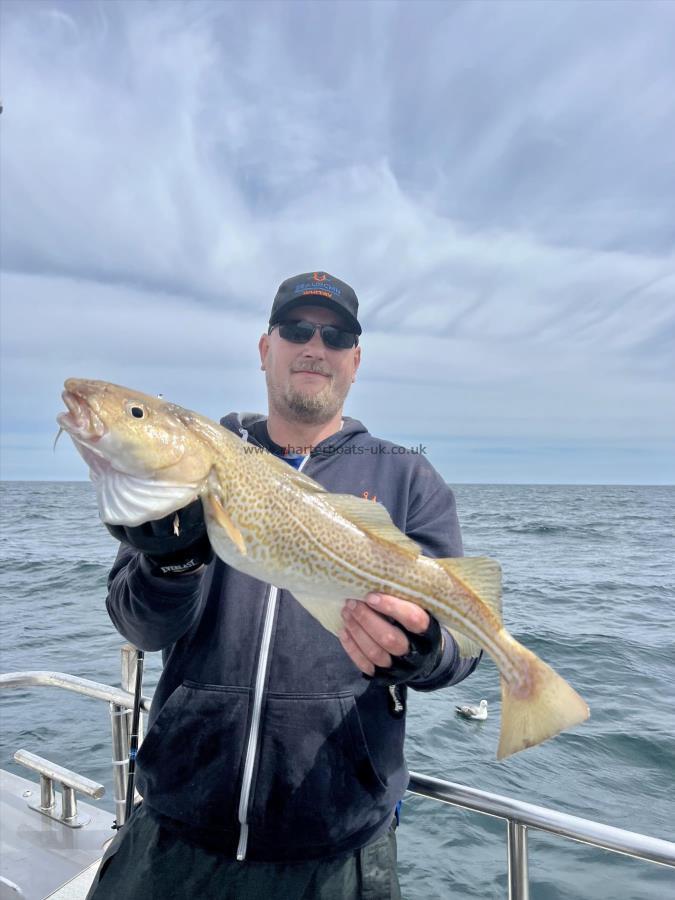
[497,637,589,759]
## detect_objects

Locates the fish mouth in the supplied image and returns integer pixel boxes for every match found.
[57,390,106,444]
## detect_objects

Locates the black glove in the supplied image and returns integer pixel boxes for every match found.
[105,499,213,577]
[367,615,444,686]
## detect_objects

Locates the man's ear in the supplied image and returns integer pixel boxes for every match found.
[259,333,270,371]
[352,344,361,383]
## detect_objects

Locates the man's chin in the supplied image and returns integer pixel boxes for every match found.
[285,389,340,424]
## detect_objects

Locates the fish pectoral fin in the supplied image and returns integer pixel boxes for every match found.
[325,494,421,559]
[290,591,345,638]
[436,556,503,623]
[204,493,247,556]
[446,628,483,660]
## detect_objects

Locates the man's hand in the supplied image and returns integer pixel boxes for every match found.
[105,499,213,577]
[339,593,443,683]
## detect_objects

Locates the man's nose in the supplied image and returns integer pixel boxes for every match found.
[299,330,326,355]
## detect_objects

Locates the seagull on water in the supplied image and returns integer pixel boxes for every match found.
[455,699,488,720]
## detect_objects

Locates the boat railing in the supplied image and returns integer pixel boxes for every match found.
[407,772,675,899]
[0,648,151,826]
[1,648,674,900]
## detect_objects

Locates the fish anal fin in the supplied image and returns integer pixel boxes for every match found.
[446,627,483,659]
[290,591,345,637]
[436,556,503,623]
[326,494,421,559]
[204,493,247,556]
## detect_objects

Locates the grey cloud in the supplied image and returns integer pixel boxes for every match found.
[1,0,673,483]
[382,2,675,254]
[3,1,674,287]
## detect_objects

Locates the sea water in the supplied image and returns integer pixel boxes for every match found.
[1,482,673,899]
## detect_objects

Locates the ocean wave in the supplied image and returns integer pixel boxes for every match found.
[1,558,110,577]
[0,559,46,574]
[504,522,614,539]
[500,523,570,535]
[563,731,675,771]
[13,512,54,522]
[2,481,673,900]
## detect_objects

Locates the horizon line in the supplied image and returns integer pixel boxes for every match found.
[1,478,673,488]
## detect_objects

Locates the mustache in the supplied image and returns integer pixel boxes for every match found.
[291,362,332,376]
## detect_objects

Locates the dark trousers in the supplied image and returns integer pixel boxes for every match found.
[86,805,402,900]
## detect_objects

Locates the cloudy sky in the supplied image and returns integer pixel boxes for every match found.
[1,0,673,484]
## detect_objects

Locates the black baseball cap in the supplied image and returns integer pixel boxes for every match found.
[269,271,362,335]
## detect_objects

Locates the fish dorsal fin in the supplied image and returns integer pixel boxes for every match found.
[324,493,421,559]
[436,557,503,623]
[273,458,327,493]
[235,436,329,494]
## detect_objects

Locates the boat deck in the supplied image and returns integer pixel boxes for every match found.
[0,770,114,900]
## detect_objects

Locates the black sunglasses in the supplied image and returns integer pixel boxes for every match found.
[270,319,359,350]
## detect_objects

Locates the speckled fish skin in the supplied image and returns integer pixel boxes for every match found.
[58,378,590,759]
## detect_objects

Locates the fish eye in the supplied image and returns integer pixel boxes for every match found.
[126,402,147,419]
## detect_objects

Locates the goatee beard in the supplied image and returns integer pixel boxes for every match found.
[284,385,342,424]
[265,366,345,425]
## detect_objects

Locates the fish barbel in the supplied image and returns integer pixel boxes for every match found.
[57,378,589,759]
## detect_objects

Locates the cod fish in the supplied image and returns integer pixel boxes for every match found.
[57,378,589,759]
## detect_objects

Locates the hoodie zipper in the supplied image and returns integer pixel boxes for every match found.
[236,583,278,860]
[235,450,309,861]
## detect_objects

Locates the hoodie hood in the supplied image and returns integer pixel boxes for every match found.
[219,412,368,456]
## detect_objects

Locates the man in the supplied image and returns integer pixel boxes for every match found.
[87,272,480,899]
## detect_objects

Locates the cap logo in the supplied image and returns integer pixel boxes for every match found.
[292,279,341,298]
[312,272,327,282]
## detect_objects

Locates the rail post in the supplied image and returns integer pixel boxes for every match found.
[507,820,529,899]
[109,702,129,826]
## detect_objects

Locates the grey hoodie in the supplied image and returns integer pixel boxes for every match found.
[106,414,480,862]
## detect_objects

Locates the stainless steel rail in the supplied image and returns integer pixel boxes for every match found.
[0,664,152,827]
[0,671,152,712]
[14,749,105,828]
[14,750,105,800]
[407,771,675,899]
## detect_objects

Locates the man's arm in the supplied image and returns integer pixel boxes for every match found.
[106,543,208,651]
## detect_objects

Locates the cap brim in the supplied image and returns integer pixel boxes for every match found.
[269,294,362,335]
